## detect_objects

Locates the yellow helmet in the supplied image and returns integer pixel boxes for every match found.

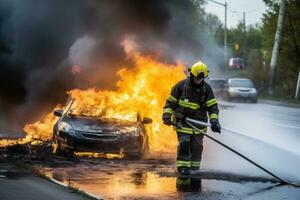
[190,61,209,78]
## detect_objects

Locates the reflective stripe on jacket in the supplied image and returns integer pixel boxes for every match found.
[163,78,219,132]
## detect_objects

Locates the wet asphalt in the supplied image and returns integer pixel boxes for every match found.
[33,102,300,200]
[0,162,92,200]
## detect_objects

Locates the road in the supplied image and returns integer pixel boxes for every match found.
[0,162,93,200]
[208,102,300,183]
[33,102,300,200]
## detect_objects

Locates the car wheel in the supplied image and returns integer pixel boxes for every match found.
[127,135,149,160]
[53,135,74,157]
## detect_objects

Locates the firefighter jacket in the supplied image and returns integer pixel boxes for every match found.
[163,78,219,134]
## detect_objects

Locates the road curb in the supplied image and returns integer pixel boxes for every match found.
[49,178,104,200]
[46,176,104,200]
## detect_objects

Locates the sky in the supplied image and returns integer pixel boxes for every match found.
[205,0,268,28]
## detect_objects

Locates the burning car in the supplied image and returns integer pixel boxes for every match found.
[52,100,152,159]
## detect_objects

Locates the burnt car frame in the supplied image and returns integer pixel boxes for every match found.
[52,100,152,159]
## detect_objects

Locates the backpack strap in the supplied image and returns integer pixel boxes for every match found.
[182,78,190,99]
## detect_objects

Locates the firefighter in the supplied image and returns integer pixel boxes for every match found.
[162,61,221,175]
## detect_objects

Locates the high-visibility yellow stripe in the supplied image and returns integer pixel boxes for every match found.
[205,98,217,107]
[179,100,200,108]
[178,99,200,109]
[163,108,174,114]
[177,160,191,167]
[191,161,201,167]
[167,95,178,103]
[177,128,193,134]
[209,113,218,119]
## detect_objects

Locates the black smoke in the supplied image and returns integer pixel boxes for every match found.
[0,0,220,131]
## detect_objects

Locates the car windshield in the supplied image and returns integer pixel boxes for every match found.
[229,79,254,88]
[65,99,101,117]
[65,99,138,122]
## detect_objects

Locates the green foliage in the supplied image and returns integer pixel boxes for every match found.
[227,21,245,58]
[246,49,267,90]
[227,25,266,91]
[210,0,300,98]
[204,13,223,35]
[262,0,300,97]
[247,25,262,50]
[224,22,262,59]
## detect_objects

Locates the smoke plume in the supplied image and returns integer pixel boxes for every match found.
[0,0,223,131]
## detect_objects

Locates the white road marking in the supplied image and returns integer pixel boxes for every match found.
[269,122,300,129]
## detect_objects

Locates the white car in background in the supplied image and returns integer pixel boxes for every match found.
[227,78,258,103]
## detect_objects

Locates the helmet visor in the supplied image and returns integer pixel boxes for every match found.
[192,72,204,84]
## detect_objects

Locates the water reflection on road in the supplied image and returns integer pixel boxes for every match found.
[36,156,293,200]
[39,158,179,199]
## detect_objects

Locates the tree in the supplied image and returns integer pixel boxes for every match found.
[204,13,223,35]
[262,0,300,97]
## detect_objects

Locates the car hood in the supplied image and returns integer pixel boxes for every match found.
[63,115,139,132]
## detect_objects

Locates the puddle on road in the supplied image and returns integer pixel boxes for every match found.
[35,158,291,200]
[38,167,229,199]
[38,163,179,199]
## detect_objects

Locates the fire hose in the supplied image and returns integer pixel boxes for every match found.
[172,117,300,187]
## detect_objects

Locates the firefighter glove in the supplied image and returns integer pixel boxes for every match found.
[162,114,172,126]
[211,121,221,133]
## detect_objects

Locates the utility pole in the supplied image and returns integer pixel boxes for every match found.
[268,0,286,95]
[295,68,300,100]
[243,12,247,62]
[224,2,227,66]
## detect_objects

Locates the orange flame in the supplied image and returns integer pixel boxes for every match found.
[0,106,62,148]
[1,47,186,152]
[68,53,185,151]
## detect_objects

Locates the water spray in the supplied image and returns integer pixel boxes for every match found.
[180,117,300,187]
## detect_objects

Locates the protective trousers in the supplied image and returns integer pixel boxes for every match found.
[176,132,204,170]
